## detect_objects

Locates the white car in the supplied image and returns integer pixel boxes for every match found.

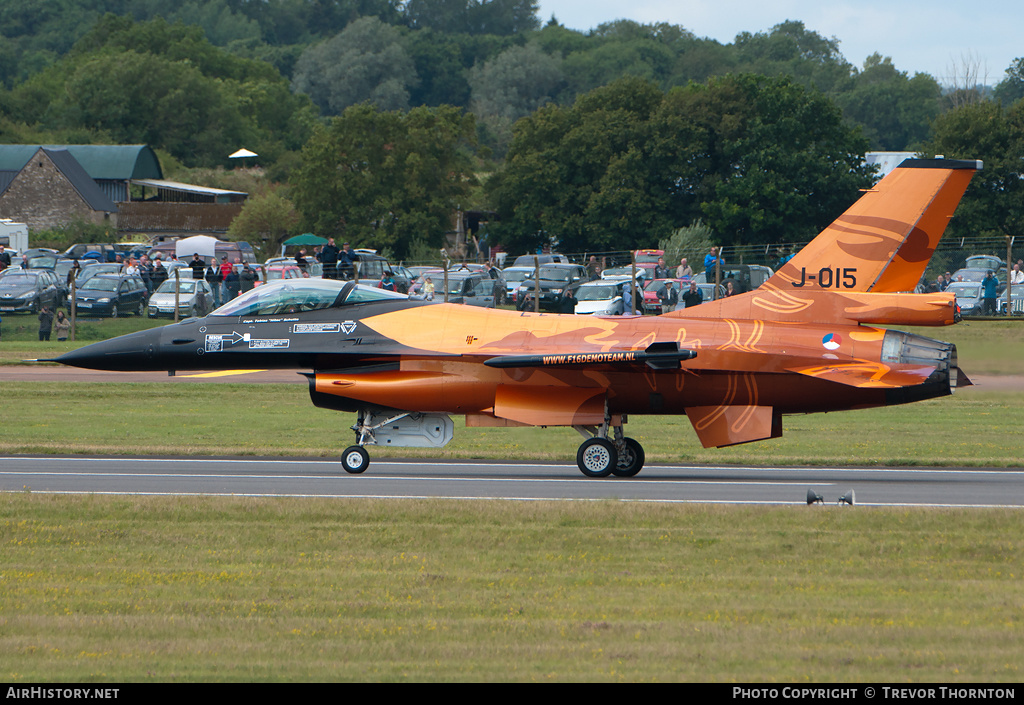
[574,281,624,315]
[148,278,214,318]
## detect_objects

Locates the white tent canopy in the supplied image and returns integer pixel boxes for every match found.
[175,235,220,260]
[229,148,258,159]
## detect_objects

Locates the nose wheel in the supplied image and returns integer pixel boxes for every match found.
[341,445,369,474]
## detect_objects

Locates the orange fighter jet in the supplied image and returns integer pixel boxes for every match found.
[55,157,981,477]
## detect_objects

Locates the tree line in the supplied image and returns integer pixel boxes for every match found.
[3,1,1024,259]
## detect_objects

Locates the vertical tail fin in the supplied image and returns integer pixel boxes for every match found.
[765,158,981,294]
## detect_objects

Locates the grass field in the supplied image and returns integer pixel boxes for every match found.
[3,495,1023,682]
[0,382,1019,466]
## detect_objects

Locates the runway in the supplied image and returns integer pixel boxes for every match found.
[2,456,1022,508]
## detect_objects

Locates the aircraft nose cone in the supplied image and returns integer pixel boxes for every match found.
[55,328,161,371]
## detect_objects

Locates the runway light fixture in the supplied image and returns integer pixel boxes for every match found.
[838,490,855,506]
[807,489,824,505]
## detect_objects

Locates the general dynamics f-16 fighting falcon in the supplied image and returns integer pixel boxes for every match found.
[54,158,981,477]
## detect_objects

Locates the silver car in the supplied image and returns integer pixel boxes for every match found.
[148,278,214,318]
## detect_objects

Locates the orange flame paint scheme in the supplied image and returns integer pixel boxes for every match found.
[55,158,981,477]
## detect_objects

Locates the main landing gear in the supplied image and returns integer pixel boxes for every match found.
[573,418,645,478]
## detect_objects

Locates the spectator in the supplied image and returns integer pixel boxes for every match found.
[190,253,205,280]
[704,246,724,272]
[224,258,241,300]
[0,244,11,269]
[151,259,168,290]
[981,270,998,315]
[240,263,257,293]
[206,261,223,307]
[658,281,679,313]
[55,310,70,341]
[319,238,339,279]
[423,276,435,300]
[218,255,233,303]
[338,243,354,279]
[682,281,703,308]
[38,306,53,341]
[1010,263,1024,286]
[676,257,692,279]
[654,257,671,279]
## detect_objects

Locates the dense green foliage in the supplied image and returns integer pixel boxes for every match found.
[489,75,873,253]
[290,103,477,259]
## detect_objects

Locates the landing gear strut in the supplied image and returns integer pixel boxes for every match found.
[340,408,456,474]
[573,413,645,478]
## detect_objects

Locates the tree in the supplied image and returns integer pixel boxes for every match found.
[488,74,872,254]
[920,101,1024,240]
[469,42,565,155]
[733,21,853,95]
[228,190,301,255]
[994,58,1024,107]
[834,54,941,151]
[290,104,478,259]
[291,16,418,115]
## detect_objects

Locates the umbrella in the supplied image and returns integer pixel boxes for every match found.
[283,233,328,247]
[175,235,220,260]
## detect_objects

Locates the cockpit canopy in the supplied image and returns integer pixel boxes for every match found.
[210,279,406,317]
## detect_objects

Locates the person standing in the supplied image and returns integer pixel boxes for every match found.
[190,253,206,280]
[319,238,339,279]
[0,244,10,269]
[423,276,435,301]
[676,257,692,279]
[654,257,671,279]
[682,281,703,308]
[206,260,223,307]
[224,258,241,300]
[55,310,70,341]
[982,270,999,315]
[1010,263,1024,286]
[38,306,54,341]
[218,255,233,303]
[338,242,354,279]
[240,263,257,293]
[151,259,168,290]
[658,281,679,313]
[704,246,724,272]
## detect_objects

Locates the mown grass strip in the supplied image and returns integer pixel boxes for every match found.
[2,495,1022,682]
[0,381,1019,467]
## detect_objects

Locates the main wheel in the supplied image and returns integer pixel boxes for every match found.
[611,437,645,477]
[341,445,370,474]
[576,438,617,478]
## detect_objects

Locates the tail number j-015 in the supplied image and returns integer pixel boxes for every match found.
[792,267,857,289]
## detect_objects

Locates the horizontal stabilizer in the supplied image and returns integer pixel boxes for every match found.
[686,405,782,448]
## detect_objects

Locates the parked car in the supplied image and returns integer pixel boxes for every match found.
[693,264,774,293]
[573,281,625,315]
[443,272,501,307]
[949,268,1006,295]
[514,264,588,312]
[73,274,149,317]
[148,278,215,319]
[510,253,571,268]
[0,269,64,313]
[76,263,125,286]
[265,265,304,282]
[946,281,985,317]
[499,266,535,302]
[997,289,1024,315]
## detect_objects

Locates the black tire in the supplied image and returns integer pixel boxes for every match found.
[341,446,370,474]
[576,438,617,478]
[611,437,645,477]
